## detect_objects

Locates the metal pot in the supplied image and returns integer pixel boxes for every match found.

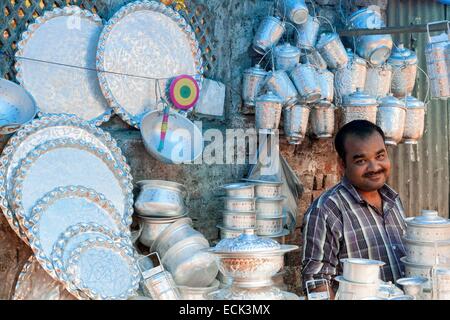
[364,63,393,98]
[402,96,426,144]
[289,62,321,103]
[334,48,367,103]
[316,32,348,70]
[253,16,286,54]
[335,275,380,300]
[178,280,221,300]
[244,179,283,198]
[256,216,284,236]
[348,7,393,66]
[265,71,299,106]
[134,180,186,217]
[277,0,309,25]
[376,94,406,146]
[400,257,433,290]
[396,276,428,300]
[403,237,450,265]
[135,215,182,248]
[224,197,256,212]
[255,197,285,218]
[310,100,335,138]
[142,267,181,300]
[274,43,301,73]
[341,258,385,284]
[317,69,334,102]
[388,43,418,98]
[221,183,255,198]
[341,89,378,126]
[242,64,268,107]
[255,91,283,133]
[295,15,320,49]
[405,210,450,242]
[283,104,310,144]
[222,211,257,229]
[217,224,248,239]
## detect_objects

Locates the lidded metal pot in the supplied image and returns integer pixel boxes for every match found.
[317,68,334,102]
[265,70,299,106]
[310,100,335,138]
[402,95,426,144]
[255,91,283,133]
[295,15,320,49]
[289,62,321,103]
[242,64,268,107]
[276,0,309,25]
[388,43,418,98]
[376,94,406,146]
[341,89,378,127]
[253,16,286,55]
[405,210,450,242]
[316,32,349,70]
[334,48,368,103]
[364,63,393,98]
[274,43,301,73]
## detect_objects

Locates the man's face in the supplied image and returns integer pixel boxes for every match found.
[340,132,391,192]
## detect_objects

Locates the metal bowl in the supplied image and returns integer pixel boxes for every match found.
[223,197,256,212]
[178,279,221,300]
[255,197,285,218]
[396,276,428,299]
[222,211,257,229]
[0,79,37,134]
[140,110,204,164]
[217,224,248,239]
[341,258,385,284]
[221,183,255,198]
[256,216,284,236]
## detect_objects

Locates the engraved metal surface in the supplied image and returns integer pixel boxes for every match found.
[0,115,131,244]
[97,1,203,128]
[15,6,111,125]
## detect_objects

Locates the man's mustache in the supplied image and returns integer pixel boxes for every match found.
[363,169,386,178]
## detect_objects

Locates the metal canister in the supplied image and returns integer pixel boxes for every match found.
[402,95,426,144]
[289,62,321,103]
[274,43,301,73]
[255,91,283,133]
[348,7,393,66]
[341,89,378,126]
[283,103,310,144]
[425,21,450,100]
[295,15,320,49]
[364,63,393,98]
[242,64,268,106]
[265,70,299,106]
[253,16,286,54]
[376,94,406,146]
[334,48,367,103]
[310,100,335,138]
[388,43,418,98]
[316,32,349,70]
[277,0,309,25]
[317,68,334,102]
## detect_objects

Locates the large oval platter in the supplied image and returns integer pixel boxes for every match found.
[15,6,111,125]
[96,0,203,128]
[0,115,131,244]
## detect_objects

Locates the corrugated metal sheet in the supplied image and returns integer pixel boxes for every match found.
[387,0,450,218]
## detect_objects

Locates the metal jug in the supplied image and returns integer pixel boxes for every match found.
[265,70,299,106]
[310,100,335,138]
[255,91,283,133]
[316,32,349,70]
[376,94,406,146]
[364,63,393,98]
[253,16,286,55]
[388,43,418,98]
[289,62,321,103]
[283,103,310,144]
[341,88,378,127]
[242,64,268,107]
[274,43,301,72]
[277,0,309,25]
[402,95,426,145]
[334,48,367,104]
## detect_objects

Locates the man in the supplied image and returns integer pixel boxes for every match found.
[301,120,407,299]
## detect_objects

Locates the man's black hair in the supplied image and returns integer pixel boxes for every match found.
[334,120,386,162]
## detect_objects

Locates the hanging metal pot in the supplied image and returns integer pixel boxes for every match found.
[274,43,301,73]
[255,91,283,133]
[289,62,321,103]
[295,15,320,49]
[309,100,335,138]
[276,0,309,25]
[388,43,418,98]
[364,63,393,98]
[264,70,299,106]
[242,64,268,107]
[402,95,426,144]
[317,68,334,102]
[316,32,349,70]
[283,103,310,144]
[253,16,286,55]
[341,88,378,127]
[301,49,328,70]
[376,94,406,146]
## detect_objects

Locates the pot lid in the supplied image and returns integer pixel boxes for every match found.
[405,96,425,109]
[316,32,339,49]
[388,43,418,65]
[244,64,268,76]
[378,94,406,109]
[275,43,301,58]
[213,229,281,253]
[407,210,450,226]
[221,182,255,190]
[396,276,428,286]
[255,90,283,104]
[342,88,378,107]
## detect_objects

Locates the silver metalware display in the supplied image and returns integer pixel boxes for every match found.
[222,211,257,229]
[388,43,418,98]
[402,95,426,144]
[364,63,393,98]
[347,7,393,66]
[256,216,284,236]
[400,257,433,291]
[295,15,320,49]
[335,275,380,300]
[223,197,256,212]
[178,279,221,300]
[134,180,186,217]
[255,91,283,133]
[289,62,321,103]
[376,94,406,146]
[341,258,384,284]
[264,70,299,106]
[140,110,204,164]
[0,79,37,134]
[340,89,378,126]
[396,276,428,300]
[310,100,335,138]
[316,32,349,70]
[405,210,450,242]
[333,49,367,103]
[253,16,286,54]
[135,215,182,248]
[283,104,310,144]
[242,64,268,106]
[277,0,309,25]
[255,197,285,218]
[317,69,334,102]
[274,43,301,72]
[403,237,450,265]
[221,183,255,198]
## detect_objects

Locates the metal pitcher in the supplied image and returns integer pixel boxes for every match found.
[316,32,349,70]
[376,94,406,146]
[295,15,320,49]
[341,88,378,127]
[310,100,335,138]
[289,62,321,103]
[255,91,283,133]
[283,103,310,144]
[274,43,301,73]
[277,0,309,25]
[364,63,393,98]
[425,21,450,100]
[317,68,334,102]
[402,95,426,144]
[388,43,418,98]
[265,70,299,106]
[253,16,286,55]
[242,64,268,107]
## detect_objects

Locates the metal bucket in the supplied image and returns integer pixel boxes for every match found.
[388,43,418,98]
[316,32,348,70]
[289,63,321,103]
[253,16,286,54]
[334,48,367,103]
[242,64,268,107]
[341,89,378,127]
[277,0,309,25]
[295,15,320,49]
[376,95,406,146]
[301,48,328,70]
[310,100,335,138]
[255,91,283,133]
[364,63,393,98]
[317,69,334,102]
[402,95,426,145]
[274,43,301,73]
[283,104,310,144]
[265,70,298,106]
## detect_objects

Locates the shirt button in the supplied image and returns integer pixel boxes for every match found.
[393,245,397,250]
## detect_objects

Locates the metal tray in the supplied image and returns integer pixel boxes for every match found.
[15,6,111,125]
[11,138,134,237]
[0,115,132,244]
[26,186,130,280]
[96,0,203,128]
[64,238,140,300]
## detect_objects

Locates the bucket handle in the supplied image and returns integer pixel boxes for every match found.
[416,64,431,109]
[316,16,335,33]
[426,20,450,43]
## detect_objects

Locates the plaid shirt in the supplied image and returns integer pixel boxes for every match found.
[301,177,407,291]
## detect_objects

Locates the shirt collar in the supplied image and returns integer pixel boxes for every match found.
[341,176,399,206]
